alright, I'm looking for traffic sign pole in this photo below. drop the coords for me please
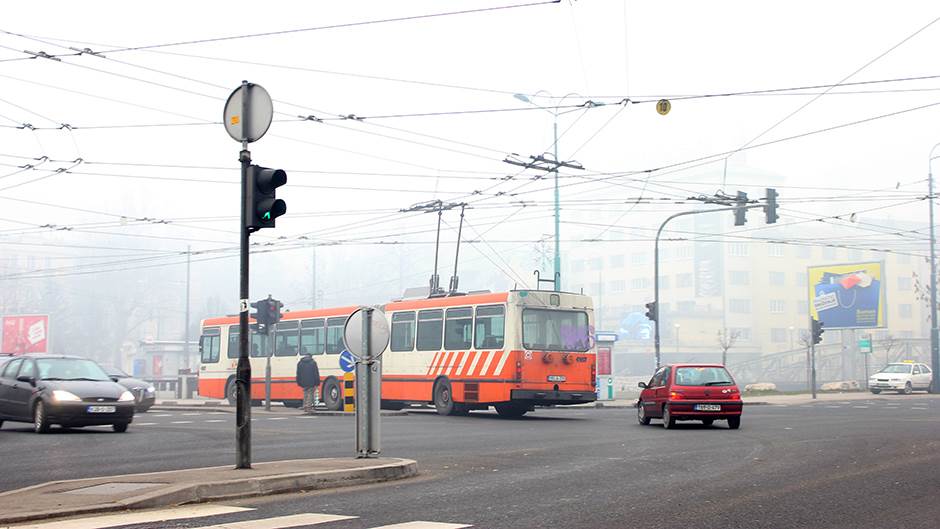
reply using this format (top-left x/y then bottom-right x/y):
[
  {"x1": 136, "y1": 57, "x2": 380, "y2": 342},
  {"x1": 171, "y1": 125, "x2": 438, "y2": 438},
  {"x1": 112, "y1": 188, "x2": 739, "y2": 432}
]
[{"x1": 236, "y1": 135, "x2": 252, "y2": 470}]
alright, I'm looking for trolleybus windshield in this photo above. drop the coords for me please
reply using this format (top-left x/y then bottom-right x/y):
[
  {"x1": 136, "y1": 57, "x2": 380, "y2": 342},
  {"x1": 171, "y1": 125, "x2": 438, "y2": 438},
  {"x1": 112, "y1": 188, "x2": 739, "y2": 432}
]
[{"x1": 522, "y1": 309, "x2": 590, "y2": 352}]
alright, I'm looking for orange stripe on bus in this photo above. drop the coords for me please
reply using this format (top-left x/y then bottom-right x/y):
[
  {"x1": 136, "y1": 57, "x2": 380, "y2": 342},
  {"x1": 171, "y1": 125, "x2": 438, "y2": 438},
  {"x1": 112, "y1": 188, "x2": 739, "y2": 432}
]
[
  {"x1": 438, "y1": 351, "x2": 454, "y2": 377},
  {"x1": 473, "y1": 351, "x2": 490, "y2": 376},
  {"x1": 487, "y1": 351, "x2": 503, "y2": 376},
  {"x1": 386, "y1": 292, "x2": 508, "y2": 311},
  {"x1": 461, "y1": 351, "x2": 477, "y2": 376},
  {"x1": 449, "y1": 352, "x2": 465, "y2": 377},
  {"x1": 427, "y1": 352, "x2": 441, "y2": 376}
]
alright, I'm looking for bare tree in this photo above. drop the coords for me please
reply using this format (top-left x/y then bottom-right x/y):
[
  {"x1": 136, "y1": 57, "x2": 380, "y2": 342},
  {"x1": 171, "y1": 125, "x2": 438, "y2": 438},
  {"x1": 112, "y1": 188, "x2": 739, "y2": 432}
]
[
  {"x1": 881, "y1": 334, "x2": 899, "y2": 367},
  {"x1": 717, "y1": 328, "x2": 742, "y2": 366}
]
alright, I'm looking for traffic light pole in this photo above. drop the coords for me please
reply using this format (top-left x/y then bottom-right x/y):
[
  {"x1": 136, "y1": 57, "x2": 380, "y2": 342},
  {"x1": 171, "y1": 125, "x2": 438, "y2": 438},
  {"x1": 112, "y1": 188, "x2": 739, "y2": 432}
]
[
  {"x1": 653, "y1": 204, "x2": 766, "y2": 368},
  {"x1": 809, "y1": 316, "x2": 817, "y2": 400},
  {"x1": 236, "y1": 142, "x2": 252, "y2": 470},
  {"x1": 929, "y1": 143, "x2": 940, "y2": 394}
]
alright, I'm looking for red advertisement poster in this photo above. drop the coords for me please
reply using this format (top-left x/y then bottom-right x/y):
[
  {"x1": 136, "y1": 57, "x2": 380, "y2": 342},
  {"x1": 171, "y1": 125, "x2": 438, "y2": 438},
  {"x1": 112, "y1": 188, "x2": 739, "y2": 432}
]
[
  {"x1": 2, "y1": 315, "x2": 49, "y2": 354},
  {"x1": 597, "y1": 346, "x2": 611, "y2": 376}
]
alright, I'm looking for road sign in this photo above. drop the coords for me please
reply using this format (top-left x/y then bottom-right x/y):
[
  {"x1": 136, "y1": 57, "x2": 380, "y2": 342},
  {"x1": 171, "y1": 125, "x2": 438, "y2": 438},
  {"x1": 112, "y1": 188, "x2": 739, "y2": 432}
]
[
  {"x1": 343, "y1": 307, "x2": 390, "y2": 358},
  {"x1": 1, "y1": 314, "x2": 49, "y2": 354},
  {"x1": 223, "y1": 82, "x2": 273, "y2": 143},
  {"x1": 339, "y1": 350, "x2": 356, "y2": 373},
  {"x1": 656, "y1": 99, "x2": 671, "y2": 115},
  {"x1": 859, "y1": 336, "x2": 873, "y2": 354}
]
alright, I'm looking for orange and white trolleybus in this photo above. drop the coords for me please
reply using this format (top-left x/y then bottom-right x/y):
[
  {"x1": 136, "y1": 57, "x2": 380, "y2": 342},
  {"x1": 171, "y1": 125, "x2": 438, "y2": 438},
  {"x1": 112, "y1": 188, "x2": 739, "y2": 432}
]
[{"x1": 198, "y1": 290, "x2": 597, "y2": 417}]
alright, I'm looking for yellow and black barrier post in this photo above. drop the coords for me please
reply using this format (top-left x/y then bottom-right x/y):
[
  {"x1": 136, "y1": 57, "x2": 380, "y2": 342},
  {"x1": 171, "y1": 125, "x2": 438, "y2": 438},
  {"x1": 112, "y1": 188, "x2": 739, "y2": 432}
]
[{"x1": 343, "y1": 372, "x2": 355, "y2": 412}]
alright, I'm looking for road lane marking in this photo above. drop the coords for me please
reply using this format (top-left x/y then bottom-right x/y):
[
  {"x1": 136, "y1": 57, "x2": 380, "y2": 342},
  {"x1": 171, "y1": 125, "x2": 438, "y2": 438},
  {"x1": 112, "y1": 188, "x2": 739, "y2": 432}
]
[
  {"x1": 152, "y1": 414, "x2": 172, "y2": 417},
  {"x1": 852, "y1": 406, "x2": 869, "y2": 409},
  {"x1": 267, "y1": 417, "x2": 287, "y2": 420},
  {"x1": 825, "y1": 406, "x2": 841, "y2": 408},
  {"x1": 5, "y1": 505, "x2": 253, "y2": 529},
  {"x1": 912, "y1": 407, "x2": 928, "y2": 410},
  {"x1": 206, "y1": 419, "x2": 226, "y2": 423},
  {"x1": 135, "y1": 422, "x2": 157, "y2": 426},
  {"x1": 182, "y1": 413, "x2": 203, "y2": 416},
  {"x1": 170, "y1": 421, "x2": 193, "y2": 424},
  {"x1": 371, "y1": 522, "x2": 471, "y2": 529},
  {"x1": 189, "y1": 513, "x2": 357, "y2": 528}
]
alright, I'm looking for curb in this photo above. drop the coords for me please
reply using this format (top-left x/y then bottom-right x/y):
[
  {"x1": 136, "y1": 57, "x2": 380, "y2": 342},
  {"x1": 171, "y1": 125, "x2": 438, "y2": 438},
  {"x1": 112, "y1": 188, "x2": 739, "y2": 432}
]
[
  {"x1": 150, "y1": 406, "x2": 410, "y2": 417},
  {"x1": 0, "y1": 459, "x2": 418, "y2": 526}
]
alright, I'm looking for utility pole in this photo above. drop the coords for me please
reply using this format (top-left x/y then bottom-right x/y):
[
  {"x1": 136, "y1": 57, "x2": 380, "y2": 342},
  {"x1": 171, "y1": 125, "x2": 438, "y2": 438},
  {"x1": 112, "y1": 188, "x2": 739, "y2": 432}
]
[
  {"x1": 929, "y1": 142, "x2": 940, "y2": 393},
  {"x1": 183, "y1": 245, "x2": 191, "y2": 372}
]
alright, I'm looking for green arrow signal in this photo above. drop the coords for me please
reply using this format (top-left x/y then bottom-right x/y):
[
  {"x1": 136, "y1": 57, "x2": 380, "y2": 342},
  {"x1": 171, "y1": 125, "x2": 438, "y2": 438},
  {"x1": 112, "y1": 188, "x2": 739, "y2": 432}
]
[{"x1": 262, "y1": 211, "x2": 271, "y2": 220}]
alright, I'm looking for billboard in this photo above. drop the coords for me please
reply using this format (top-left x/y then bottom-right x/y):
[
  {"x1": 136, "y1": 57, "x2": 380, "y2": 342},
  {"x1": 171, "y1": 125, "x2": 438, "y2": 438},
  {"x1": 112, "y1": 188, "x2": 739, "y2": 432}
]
[
  {"x1": 1, "y1": 314, "x2": 50, "y2": 354},
  {"x1": 808, "y1": 262, "x2": 885, "y2": 330}
]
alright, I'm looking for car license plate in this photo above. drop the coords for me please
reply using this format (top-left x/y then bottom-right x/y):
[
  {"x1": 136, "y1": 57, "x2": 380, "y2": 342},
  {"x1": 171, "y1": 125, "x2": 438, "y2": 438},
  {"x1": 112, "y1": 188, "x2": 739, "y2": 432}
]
[
  {"x1": 547, "y1": 375, "x2": 566, "y2": 382},
  {"x1": 694, "y1": 404, "x2": 721, "y2": 412},
  {"x1": 87, "y1": 405, "x2": 116, "y2": 413}
]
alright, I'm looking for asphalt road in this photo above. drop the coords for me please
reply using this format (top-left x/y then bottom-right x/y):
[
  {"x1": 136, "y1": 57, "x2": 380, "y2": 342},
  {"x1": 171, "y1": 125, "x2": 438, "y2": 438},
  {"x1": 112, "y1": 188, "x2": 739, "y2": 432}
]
[{"x1": 2, "y1": 395, "x2": 939, "y2": 529}]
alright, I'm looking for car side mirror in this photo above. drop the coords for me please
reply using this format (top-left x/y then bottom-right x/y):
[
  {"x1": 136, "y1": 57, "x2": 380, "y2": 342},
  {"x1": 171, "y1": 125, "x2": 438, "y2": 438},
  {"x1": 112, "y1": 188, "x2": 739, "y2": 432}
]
[
  {"x1": 17, "y1": 375, "x2": 36, "y2": 386},
  {"x1": 110, "y1": 376, "x2": 120, "y2": 382},
  {"x1": 638, "y1": 381, "x2": 648, "y2": 389}
]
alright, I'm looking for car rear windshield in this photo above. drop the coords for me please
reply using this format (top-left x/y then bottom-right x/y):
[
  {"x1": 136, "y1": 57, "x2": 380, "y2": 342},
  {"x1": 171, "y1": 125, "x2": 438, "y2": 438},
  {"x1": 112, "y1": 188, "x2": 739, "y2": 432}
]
[
  {"x1": 674, "y1": 367, "x2": 734, "y2": 386},
  {"x1": 879, "y1": 364, "x2": 912, "y2": 374},
  {"x1": 36, "y1": 358, "x2": 110, "y2": 381}
]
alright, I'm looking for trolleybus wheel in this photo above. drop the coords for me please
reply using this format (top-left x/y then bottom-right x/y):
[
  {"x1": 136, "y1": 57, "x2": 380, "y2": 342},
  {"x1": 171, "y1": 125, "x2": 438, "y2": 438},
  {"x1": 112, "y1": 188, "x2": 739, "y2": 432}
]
[
  {"x1": 225, "y1": 378, "x2": 238, "y2": 406},
  {"x1": 433, "y1": 379, "x2": 455, "y2": 416},
  {"x1": 323, "y1": 378, "x2": 343, "y2": 411}
]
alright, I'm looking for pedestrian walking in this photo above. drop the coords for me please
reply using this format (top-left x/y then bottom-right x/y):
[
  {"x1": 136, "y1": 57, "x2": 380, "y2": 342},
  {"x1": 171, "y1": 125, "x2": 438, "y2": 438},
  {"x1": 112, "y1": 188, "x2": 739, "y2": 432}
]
[{"x1": 296, "y1": 354, "x2": 320, "y2": 413}]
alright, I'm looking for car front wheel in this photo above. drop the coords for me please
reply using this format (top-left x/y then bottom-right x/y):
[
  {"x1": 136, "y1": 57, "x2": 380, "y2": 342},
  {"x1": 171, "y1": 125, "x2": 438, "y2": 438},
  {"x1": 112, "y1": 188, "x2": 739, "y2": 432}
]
[
  {"x1": 870, "y1": 389, "x2": 881, "y2": 394},
  {"x1": 112, "y1": 423, "x2": 128, "y2": 433},
  {"x1": 34, "y1": 401, "x2": 50, "y2": 434},
  {"x1": 637, "y1": 402, "x2": 651, "y2": 425},
  {"x1": 902, "y1": 382, "x2": 913, "y2": 395}
]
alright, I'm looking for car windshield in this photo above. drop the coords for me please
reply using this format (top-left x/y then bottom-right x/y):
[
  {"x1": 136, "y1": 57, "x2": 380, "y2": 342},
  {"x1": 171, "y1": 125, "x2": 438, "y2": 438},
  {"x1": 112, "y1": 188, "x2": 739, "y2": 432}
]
[
  {"x1": 878, "y1": 364, "x2": 912, "y2": 374},
  {"x1": 36, "y1": 358, "x2": 111, "y2": 381},
  {"x1": 103, "y1": 365, "x2": 130, "y2": 378},
  {"x1": 674, "y1": 367, "x2": 735, "y2": 386}
]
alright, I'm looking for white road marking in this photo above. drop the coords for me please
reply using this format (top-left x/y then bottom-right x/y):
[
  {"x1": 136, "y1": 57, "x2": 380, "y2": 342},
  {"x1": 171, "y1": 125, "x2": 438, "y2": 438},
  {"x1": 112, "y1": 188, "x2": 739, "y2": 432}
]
[
  {"x1": 825, "y1": 406, "x2": 841, "y2": 408},
  {"x1": 135, "y1": 422, "x2": 157, "y2": 426},
  {"x1": 370, "y1": 522, "x2": 471, "y2": 529},
  {"x1": 170, "y1": 421, "x2": 193, "y2": 424},
  {"x1": 911, "y1": 407, "x2": 928, "y2": 410},
  {"x1": 182, "y1": 413, "x2": 203, "y2": 416},
  {"x1": 5, "y1": 505, "x2": 253, "y2": 529},
  {"x1": 852, "y1": 406, "x2": 869, "y2": 409},
  {"x1": 267, "y1": 417, "x2": 287, "y2": 420},
  {"x1": 206, "y1": 419, "x2": 226, "y2": 423},
  {"x1": 152, "y1": 414, "x2": 172, "y2": 417},
  {"x1": 189, "y1": 513, "x2": 356, "y2": 529}
]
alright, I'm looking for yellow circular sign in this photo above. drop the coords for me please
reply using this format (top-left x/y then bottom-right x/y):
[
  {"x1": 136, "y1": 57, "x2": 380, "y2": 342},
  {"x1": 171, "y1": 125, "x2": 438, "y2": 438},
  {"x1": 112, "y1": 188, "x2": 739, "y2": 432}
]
[{"x1": 656, "y1": 99, "x2": 671, "y2": 116}]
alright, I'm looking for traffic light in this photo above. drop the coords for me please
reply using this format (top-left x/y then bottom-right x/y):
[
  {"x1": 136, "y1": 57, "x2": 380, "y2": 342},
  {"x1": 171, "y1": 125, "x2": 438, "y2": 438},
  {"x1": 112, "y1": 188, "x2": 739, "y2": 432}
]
[
  {"x1": 246, "y1": 165, "x2": 287, "y2": 231},
  {"x1": 764, "y1": 188, "x2": 779, "y2": 224},
  {"x1": 270, "y1": 298, "x2": 283, "y2": 325},
  {"x1": 250, "y1": 298, "x2": 272, "y2": 334},
  {"x1": 811, "y1": 318, "x2": 824, "y2": 345},
  {"x1": 644, "y1": 301, "x2": 658, "y2": 322},
  {"x1": 734, "y1": 191, "x2": 748, "y2": 226}
]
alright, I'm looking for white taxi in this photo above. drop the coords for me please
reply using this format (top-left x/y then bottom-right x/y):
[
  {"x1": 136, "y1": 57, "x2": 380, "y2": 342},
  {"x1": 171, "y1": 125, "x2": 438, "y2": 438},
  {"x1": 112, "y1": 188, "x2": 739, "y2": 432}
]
[{"x1": 869, "y1": 362, "x2": 934, "y2": 394}]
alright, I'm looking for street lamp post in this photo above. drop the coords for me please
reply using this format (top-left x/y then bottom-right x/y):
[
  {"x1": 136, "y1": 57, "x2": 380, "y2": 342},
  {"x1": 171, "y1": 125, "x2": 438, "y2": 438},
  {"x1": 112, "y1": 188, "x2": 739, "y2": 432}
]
[
  {"x1": 674, "y1": 323, "x2": 680, "y2": 354},
  {"x1": 928, "y1": 142, "x2": 940, "y2": 393}
]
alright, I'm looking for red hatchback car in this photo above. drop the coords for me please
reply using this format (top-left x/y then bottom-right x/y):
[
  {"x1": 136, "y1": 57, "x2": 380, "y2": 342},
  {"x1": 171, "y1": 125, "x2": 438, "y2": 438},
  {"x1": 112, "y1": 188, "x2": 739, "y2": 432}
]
[{"x1": 636, "y1": 363, "x2": 742, "y2": 429}]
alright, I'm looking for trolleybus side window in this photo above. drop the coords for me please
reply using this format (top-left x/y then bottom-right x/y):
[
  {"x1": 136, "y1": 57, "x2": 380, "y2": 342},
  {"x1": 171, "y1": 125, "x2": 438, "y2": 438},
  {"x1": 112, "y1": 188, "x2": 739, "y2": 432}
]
[
  {"x1": 300, "y1": 318, "x2": 325, "y2": 355},
  {"x1": 325, "y1": 317, "x2": 346, "y2": 354},
  {"x1": 390, "y1": 311, "x2": 416, "y2": 352},
  {"x1": 416, "y1": 309, "x2": 444, "y2": 351},
  {"x1": 200, "y1": 327, "x2": 221, "y2": 363},
  {"x1": 522, "y1": 309, "x2": 590, "y2": 352},
  {"x1": 275, "y1": 321, "x2": 300, "y2": 356},
  {"x1": 227, "y1": 326, "x2": 264, "y2": 358},
  {"x1": 444, "y1": 307, "x2": 473, "y2": 350},
  {"x1": 474, "y1": 305, "x2": 505, "y2": 350}
]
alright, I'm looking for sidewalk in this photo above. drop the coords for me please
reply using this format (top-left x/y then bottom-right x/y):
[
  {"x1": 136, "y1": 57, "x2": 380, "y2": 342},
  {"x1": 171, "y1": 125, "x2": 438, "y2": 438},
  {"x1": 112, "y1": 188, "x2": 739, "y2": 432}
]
[
  {"x1": 0, "y1": 458, "x2": 417, "y2": 526},
  {"x1": 151, "y1": 399, "x2": 410, "y2": 416}
]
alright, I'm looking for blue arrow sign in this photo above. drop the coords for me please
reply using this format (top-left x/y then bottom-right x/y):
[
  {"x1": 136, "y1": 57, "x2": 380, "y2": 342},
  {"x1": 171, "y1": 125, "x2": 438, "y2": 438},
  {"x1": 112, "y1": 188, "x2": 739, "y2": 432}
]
[{"x1": 339, "y1": 350, "x2": 356, "y2": 373}]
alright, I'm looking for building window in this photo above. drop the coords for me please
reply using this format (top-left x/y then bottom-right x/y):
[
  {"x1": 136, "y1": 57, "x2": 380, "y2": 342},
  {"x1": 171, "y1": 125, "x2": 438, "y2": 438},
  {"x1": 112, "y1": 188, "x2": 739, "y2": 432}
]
[
  {"x1": 677, "y1": 301, "x2": 695, "y2": 314},
  {"x1": 676, "y1": 246, "x2": 693, "y2": 260},
  {"x1": 729, "y1": 299, "x2": 751, "y2": 313},
  {"x1": 797, "y1": 303, "x2": 808, "y2": 315},
  {"x1": 677, "y1": 273, "x2": 693, "y2": 288},
  {"x1": 768, "y1": 244, "x2": 785, "y2": 258},
  {"x1": 589, "y1": 257, "x2": 603, "y2": 271},
  {"x1": 797, "y1": 272, "x2": 808, "y2": 287},
  {"x1": 631, "y1": 278, "x2": 651, "y2": 290},
  {"x1": 769, "y1": 271, "x2": 786, "y2": 286},
  {"x1": 610, "y1": 280, "x2": 626, "y2": 293},
  {"x1": 796, "y1": 245, "x2": 811, "y2": 259},
  {"x1": 729, "y1": 243, "x2": 749, "y2": 257},
  {"x1": 848, "y1": 249, "x2": 864, "y2": 260},
  {"x1": 822, "y1": 247, "x2": 839, "y2": 260},
  {"x1": 729, "y1": 271, "x2": 750, "y2": 286},
  {"x1": 731, "y1": 328, "x2": 751, "y2": 341},
  {"x1": 572, "y1": 260, "x2": 585, "y2": 273},
  {"x1": 899, "y1": 304, "x2": 912, "y2": 319},
  {"x1": 898, "y1": 277, "x2": 912, "y2": 291},
  {"x1": 897, "y1": 253, "x2": 911, "y2": 264},
  {"x1": 610, "y1": 254, "x2": 625, "y2": 268},
  {"x1": 770, "y1": 328, "x2": 788, "y2": 343},
  {"x1": 769, "y1": 300, "x2": 786, "y2": 314},
  {"x1": 658, "y1": 276, "x2": 671, "y2": 289},
  {"x1": 631, "y1": 253, "x2": 648, "y2": 266}
]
